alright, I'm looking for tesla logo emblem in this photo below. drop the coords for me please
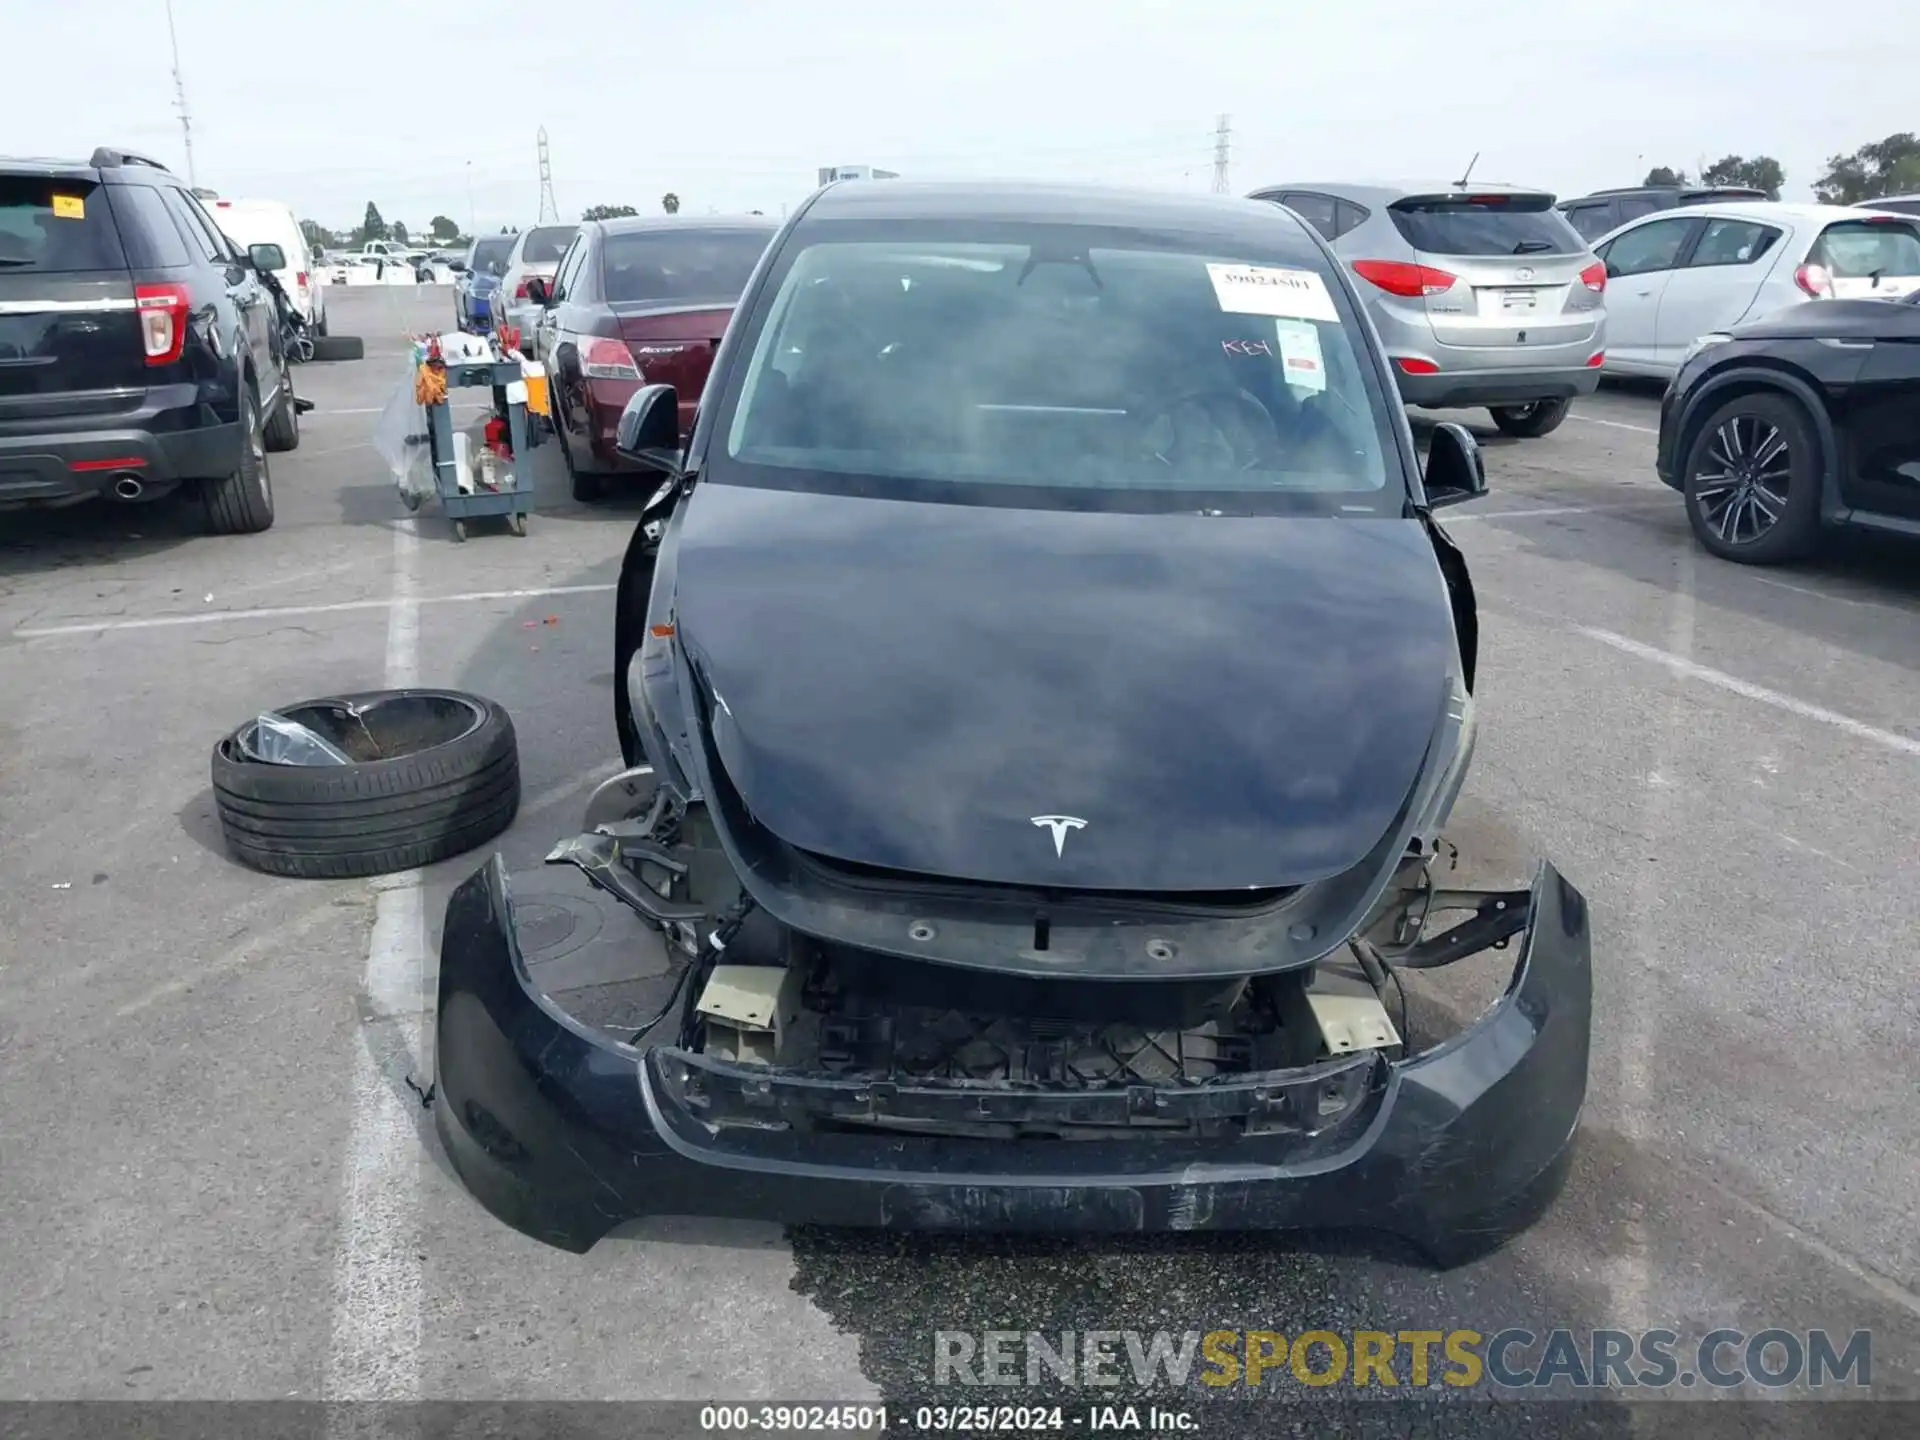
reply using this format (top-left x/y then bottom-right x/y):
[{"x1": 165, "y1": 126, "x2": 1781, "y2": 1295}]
[
  {"x1": 1031, "y1": 815, "x2": 1087, "y2": 857},
  {"x1": 1515, "y1": 267, "x2": 1536, "y2": 281}
]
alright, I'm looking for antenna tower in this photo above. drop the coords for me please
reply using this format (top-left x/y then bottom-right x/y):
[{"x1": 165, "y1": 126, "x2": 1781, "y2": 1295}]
[
  {"x1": 163, "y1": 0, "x2": 197, "y2": 186},
  {"x1": 1211, "y1": 114, "x2": 1232, "y2": 194},
  {"x1": 536, "y1": 128, "x2": 559, "y2": 222}
]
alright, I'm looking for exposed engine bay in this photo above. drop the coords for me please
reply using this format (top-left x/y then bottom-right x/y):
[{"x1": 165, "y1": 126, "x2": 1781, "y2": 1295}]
[{"x1": 546, "y1": 777, "x2": 1532, "y2": 1144}]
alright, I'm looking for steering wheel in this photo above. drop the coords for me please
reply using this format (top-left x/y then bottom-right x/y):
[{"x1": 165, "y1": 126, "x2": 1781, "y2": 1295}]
[{"x1": 1134, "y1": 388, "x2": 1279, "y2": 474}]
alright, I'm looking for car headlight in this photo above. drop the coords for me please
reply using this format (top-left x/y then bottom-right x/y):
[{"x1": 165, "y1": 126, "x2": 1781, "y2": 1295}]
[{"x1": 1680, "y1": 332, "x2": 1732, "y2": 365}]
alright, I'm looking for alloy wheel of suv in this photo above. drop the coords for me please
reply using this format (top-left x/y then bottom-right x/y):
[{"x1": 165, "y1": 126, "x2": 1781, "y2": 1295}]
[
  {"x1": 203, "y1": 389, "x2": 274, "y2": 535},
  {"x1": 1682, "y1": 392, "x2": 1820, "y2": 564}
]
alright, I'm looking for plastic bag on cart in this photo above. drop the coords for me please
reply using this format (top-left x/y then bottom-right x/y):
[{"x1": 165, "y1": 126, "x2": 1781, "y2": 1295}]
[
  {"x1": 238, "y1": 712, "x2": 353, "y2": 766},
  {"x1": 373, "y1": 369, "x2": 435, "y2": 507}
]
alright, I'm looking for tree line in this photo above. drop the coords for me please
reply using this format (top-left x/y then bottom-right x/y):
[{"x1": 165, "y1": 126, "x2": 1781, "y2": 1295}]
[{"x1": 1640, "y1": 131, "x2": 1920, "y2": 203}]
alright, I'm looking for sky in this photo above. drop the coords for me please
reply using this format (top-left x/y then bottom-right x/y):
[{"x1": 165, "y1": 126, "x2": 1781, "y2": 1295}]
[{"x1": 9, "y1": 0, "x2": 1912, "y2": 235}]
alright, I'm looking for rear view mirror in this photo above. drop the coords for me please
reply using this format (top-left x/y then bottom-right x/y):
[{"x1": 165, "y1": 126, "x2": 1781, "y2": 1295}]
[
  {"x1": 615, "y1": 384, "x2": 683, "y2": 476},
  {"x1": 1424, "y1": 422, "x2": 1487, "y2": 509},
  {"x1": 248, "y1": 242, "x2": 287, "y2": 273}
]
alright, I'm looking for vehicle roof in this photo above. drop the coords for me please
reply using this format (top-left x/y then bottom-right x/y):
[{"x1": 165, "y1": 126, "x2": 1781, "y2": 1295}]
[
  {"x1": 1633, "y1": 200, "x2": 1905, "y2": 224},
  {"x1": 206, "y1": 197, "x2": 297, "y2": 212},
  {"x1": 594, "y1": 214, "x2": 778, "y2": 236},
  {"x1": 1858, "y1": 193, "x2": 1920, "y2": 205},
  {"x1": 1576, "y1": 184, "x2": 1767, "y2": 199},
  {"x1": 804, "y1": 178, "x2": 1324, "y2": 249},
  {"x1": 0, "y1": 154, "x2": 100, "y2": 177},
  {"x1": 1247, "y1": 180, "x2": 1555, "y2": 205}
]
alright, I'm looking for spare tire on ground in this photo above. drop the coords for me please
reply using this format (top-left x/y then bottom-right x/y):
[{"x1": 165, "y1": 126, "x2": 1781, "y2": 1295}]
[
  {"x1": 212, "y1": 689, "x2": 520, "y2": 879},
  {"x1": 310, "y1": 335, "x2": 365, "y2": 362}
]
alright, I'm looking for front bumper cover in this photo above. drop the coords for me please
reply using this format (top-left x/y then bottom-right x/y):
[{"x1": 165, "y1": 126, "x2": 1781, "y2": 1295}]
[{"x1": 432, "y1": 855, "x2": 1591, "y2": 1260}]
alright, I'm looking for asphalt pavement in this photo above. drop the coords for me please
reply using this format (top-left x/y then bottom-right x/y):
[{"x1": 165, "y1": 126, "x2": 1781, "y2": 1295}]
[{"x1": 2, "y1": 285, "x2": 1917, "y2": 1428}]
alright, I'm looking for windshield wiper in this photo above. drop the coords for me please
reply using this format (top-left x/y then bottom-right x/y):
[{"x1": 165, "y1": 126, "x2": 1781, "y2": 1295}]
[{"x1": 1511, "y1": 240, "x2": 1555, "y2": 255}]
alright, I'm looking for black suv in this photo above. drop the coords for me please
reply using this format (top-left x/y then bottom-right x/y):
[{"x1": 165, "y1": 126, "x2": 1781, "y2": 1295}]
[
  {"x1": 0, "y1": 147, "x2": 299, "y2": 533},
  {"x1": 1556, "y1": 184, "x2": 1772, "y2": 245}
]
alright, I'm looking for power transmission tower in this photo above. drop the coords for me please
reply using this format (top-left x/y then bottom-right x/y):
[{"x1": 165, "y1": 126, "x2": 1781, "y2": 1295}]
[
  {"x1": 163, "y1": 0, "x2": 197, "y2": 186},
  {"x1": 536, "y1": 128, "x2": 559, "y2": 222},
  {"x1": 1211, "y1": 114, "x2": 1231, "y2": 194}
]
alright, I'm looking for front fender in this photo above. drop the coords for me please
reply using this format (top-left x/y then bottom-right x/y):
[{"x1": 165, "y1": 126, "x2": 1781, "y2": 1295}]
[{"x1": 1675, "y1": 362, "x2": 1848, "y2": 521}]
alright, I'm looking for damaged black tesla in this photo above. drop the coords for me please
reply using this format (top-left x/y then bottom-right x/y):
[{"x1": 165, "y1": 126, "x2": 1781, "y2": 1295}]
[{"x1": 433, "y1": 180, "x2": 1592, "y2": 1267}]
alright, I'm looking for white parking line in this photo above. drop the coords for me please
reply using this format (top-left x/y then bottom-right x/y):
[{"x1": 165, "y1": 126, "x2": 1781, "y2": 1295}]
[
  {"x1": 1579, "y1": 626, "x2": 1920, "y2": 758},
  {"x1": 1445, "y1": 502, "x2": 1665, "y2": 523},
  {"x1": 323, "y1": 519, "x2": 426, "y2": 1405},
  {"x1": 1567, "y1": 412, "x2": 1658, "y2": 435},
  {"x1": 9, "y1": 582, "x2": 617, "y2": 639}
]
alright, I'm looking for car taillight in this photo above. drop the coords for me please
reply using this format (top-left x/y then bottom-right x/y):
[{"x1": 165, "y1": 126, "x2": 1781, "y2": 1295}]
[
  {"x1": 513, "y1": 279, "x2": 530, "y2": 299},
  {"x1": 295, "y1": 271, "x2": 308, "y2": 288},
  {"x1": 1579, "y1": 261, "x2": 1606, "y2": 292},
  {"x1": 1395, "y1": 356, "x2": 1440, "y2": 374},
  {"x1": 1352, "y1": 260, "x2": 1456, "y2": 297},
  {"x1": 134, "y1": 282, "x2": 189, "y2": 366},
  {"x1": 1793, "y1": 263, "x2": 1834, "y2": 299},
  {"x1": 1586, "y1": 351, "x2": 1605, "y2": 367},
  {"x1": 581, "y1": 337, "x2": 642, "y2": 381}
]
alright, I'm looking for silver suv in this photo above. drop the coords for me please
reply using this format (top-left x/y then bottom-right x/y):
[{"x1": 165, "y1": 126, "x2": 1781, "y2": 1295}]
[{"x1": 1246, "y1": 182, "x2": 1606, "y2": 438}]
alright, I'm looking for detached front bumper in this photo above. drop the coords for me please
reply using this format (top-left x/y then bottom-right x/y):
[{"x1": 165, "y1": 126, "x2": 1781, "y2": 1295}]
[{"x1": 433, "y1": 856, "x2": 1591, "y2": 1262}]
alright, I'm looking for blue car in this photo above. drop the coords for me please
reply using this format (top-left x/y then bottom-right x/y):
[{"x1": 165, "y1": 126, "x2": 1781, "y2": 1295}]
[{"x1": 455, "y1": 232, "x2": 518, "y2": 331}]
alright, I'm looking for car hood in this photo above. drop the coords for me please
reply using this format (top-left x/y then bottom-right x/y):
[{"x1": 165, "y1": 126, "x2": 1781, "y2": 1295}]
[{"x1": 673, "y1": 484, "x2": 1457, "y2": 892}]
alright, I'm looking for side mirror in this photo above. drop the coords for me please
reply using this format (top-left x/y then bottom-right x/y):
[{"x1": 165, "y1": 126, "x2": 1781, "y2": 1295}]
[
  {"x1": 448, "y1": 259, "x2": 468, "y2": 273},
  {"x1": 614, "y1": 384, "x2": 683, "y2": 476},
  {"x1": 248, "y1": 242, "x2": 287, "y2": 273},
  {"x1": 487, "y1": 260, "x2": 503, "y2": 277},
  {"x1": 525, "y1": 276, "x2": 550, "y2": 305},
  {"x1": 1423, "y1": 422, "x2": 1487, "y2": 509}
]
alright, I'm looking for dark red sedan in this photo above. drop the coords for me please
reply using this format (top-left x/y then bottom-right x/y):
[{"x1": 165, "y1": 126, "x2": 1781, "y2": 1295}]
[{"x1": 528, "y1": 215, "x2": 777, "y2": 500}]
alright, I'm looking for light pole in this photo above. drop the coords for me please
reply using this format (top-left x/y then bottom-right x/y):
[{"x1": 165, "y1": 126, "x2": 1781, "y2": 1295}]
[
  {"x1": 163, "y1": 0, "x2": 197, "y2": 186},
  {"x1": 466, "y1": 160, "x2": 476, "y2": 238}
]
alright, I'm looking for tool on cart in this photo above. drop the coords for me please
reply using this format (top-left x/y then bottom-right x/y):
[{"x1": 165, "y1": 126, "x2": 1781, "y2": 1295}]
[{"x1": 372, "y1": 331, "x2": 544, "y2": 542}]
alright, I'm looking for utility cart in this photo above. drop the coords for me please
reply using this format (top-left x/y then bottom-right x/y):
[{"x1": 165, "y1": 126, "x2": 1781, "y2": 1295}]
[{"x1": 407, "y1": 357, "x2": 543, "y2": 542}]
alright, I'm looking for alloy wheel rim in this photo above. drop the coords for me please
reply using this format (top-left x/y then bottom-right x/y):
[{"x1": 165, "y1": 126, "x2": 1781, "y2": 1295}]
[{"x1": 1694, "y1": 415, "x2": 1789, "y2": 545}]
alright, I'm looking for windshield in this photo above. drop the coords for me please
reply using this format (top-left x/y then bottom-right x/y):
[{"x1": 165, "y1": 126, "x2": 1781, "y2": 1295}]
[
  {"x1": 718, "y1": 226, "x2": 1400, "y2": 515},
  {"x1": 470, "y1": 235, "x2": 514, "y2": 269},
  {"x1": 1812, "y1": 219, "x2": 1920, "y2": 277},
  {"x1": 1389, "y1": 196, "x2": 1584, "y2": 257},
  {"x1": 601, "y1": 228, "x2": 770, "y2": 305},
  {"x1": 0, "y1": 176, "x2": 126, "y2": 272},
  {"x1": 521, "y1": 226, "x2": 576, "y2": 264}
]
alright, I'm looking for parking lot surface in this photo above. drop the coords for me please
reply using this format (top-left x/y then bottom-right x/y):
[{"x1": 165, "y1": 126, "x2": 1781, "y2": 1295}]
[{"x1": 2, "y1": 286, "x2": 1917, "y2": 1418}]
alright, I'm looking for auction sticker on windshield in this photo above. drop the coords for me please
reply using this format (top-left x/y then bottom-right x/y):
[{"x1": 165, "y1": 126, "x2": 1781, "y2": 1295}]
[
  {"x1": 1274, "y1": 318, "x2": 1326, "y2": 393},
  {"x1": 1207, "y1": 263, "x2": 1338, "y2": 322}
]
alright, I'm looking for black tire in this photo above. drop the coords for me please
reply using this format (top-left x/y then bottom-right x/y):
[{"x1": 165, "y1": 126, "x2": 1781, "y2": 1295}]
[
  {"x1": 1683, "y1": 390, "x2": 1822, "y2": 565},
  {"x1": 1488, "y1": 398, "x2": 1571, "y2": 439},
  {"x1": 559, "y1": 413, "x2": 603, "y2": 502},
  {"x1": 311, "y1": 335, "x2": 365, "y2": 362},
  {"x1": 203, "y1": 388, "x2": 274, "y2": 535},
  {"x1": 211, "y1": 689, "x2": 520, "y2": 879},
  {"x1": 316, "y1": 308, "x2": 330, "y2": 338},
  {"x1": 263, "y1": 377, "x2": 300, "y2": 452}
]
